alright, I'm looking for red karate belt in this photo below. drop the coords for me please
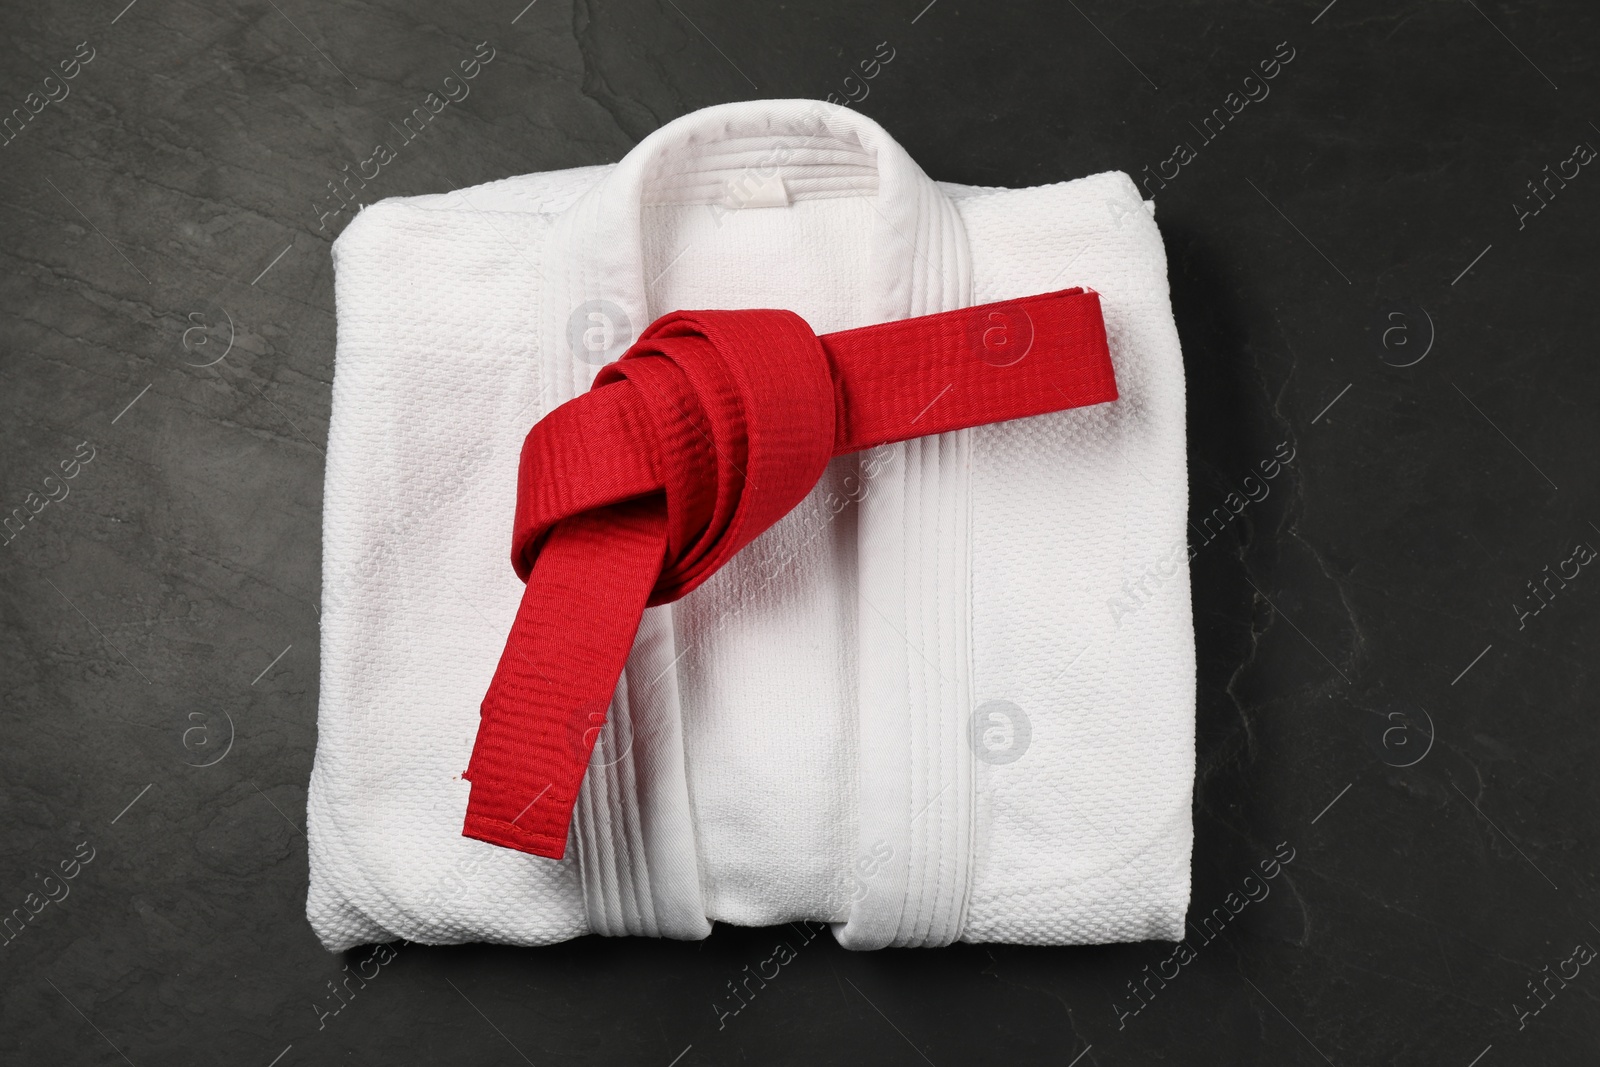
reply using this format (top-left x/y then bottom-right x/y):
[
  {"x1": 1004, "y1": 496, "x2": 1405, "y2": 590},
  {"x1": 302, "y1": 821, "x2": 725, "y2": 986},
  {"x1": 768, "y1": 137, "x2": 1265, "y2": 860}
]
[{"x1": 463, "y1": 287, "x2": 1118, "y2": 858}]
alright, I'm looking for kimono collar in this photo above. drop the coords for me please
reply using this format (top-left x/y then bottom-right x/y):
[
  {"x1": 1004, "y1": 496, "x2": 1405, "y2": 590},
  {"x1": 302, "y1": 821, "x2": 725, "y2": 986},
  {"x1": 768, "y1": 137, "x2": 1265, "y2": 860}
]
[{"x1": 538, "y1": 99, "x2": 973, "y2": 407}]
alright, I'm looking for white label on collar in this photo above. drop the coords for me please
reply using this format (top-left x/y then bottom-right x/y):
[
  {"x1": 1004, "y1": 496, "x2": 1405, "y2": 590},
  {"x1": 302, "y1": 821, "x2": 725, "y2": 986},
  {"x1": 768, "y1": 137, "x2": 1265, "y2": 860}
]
[{"x1": 725, "y1": 172, "x2": 790, "y2": 210}]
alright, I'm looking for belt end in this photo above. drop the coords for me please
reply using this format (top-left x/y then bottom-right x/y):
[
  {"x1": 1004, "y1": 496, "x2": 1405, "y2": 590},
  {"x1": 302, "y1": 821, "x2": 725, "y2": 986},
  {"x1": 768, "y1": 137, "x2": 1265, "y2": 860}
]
[{"x1": 462, "y1": 810, "x2": 570, "y2": 860}]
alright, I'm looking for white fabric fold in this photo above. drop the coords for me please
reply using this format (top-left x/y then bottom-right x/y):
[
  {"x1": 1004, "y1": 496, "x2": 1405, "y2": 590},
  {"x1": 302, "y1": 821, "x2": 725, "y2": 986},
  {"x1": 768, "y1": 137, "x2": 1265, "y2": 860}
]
[{"x1": 308, "y1": 99, "x2": 1194, "y2": 952}]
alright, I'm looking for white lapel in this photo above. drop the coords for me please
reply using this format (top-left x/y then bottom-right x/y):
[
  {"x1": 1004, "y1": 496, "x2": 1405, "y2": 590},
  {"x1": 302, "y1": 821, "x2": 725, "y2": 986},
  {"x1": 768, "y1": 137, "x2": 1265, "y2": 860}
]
[{"x1": 537, "y1": 100, "x2": 977, "y2": 945}]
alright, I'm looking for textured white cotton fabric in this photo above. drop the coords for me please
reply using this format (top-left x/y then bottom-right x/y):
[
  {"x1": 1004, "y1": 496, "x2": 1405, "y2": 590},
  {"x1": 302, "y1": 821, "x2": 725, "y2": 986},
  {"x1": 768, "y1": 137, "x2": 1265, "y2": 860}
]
[{"x1": 308, "y1": 99, "x2": 1194, "y2": 952}]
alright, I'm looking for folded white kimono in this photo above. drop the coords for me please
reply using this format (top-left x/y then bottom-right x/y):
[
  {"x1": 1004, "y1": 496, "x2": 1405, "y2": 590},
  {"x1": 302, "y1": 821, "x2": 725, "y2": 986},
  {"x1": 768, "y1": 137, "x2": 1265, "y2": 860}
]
[{"x1": 308, "y1": 99, "x2": 1194, "y2": 951}]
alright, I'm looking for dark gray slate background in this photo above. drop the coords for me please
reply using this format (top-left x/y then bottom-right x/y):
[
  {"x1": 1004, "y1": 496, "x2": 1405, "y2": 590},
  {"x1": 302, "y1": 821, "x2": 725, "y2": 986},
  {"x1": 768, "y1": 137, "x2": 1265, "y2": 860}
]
[{"x1": 3, "y1": 0, "x2": 1597, "y2": 1063}]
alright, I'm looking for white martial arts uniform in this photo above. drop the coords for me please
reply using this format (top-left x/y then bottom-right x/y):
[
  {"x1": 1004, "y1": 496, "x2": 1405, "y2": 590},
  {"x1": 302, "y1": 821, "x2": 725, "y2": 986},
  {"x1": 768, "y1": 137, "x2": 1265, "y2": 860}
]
[{"x1": 308, "y1": 99, "x2": 1194, "y2": 951}]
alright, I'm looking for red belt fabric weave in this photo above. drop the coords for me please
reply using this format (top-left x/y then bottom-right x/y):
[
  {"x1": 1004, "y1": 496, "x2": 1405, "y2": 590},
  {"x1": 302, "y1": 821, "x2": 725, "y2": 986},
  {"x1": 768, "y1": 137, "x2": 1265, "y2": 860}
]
[{"x1": 462, "y1": 288, "x2": 1118, "y2": 858}]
